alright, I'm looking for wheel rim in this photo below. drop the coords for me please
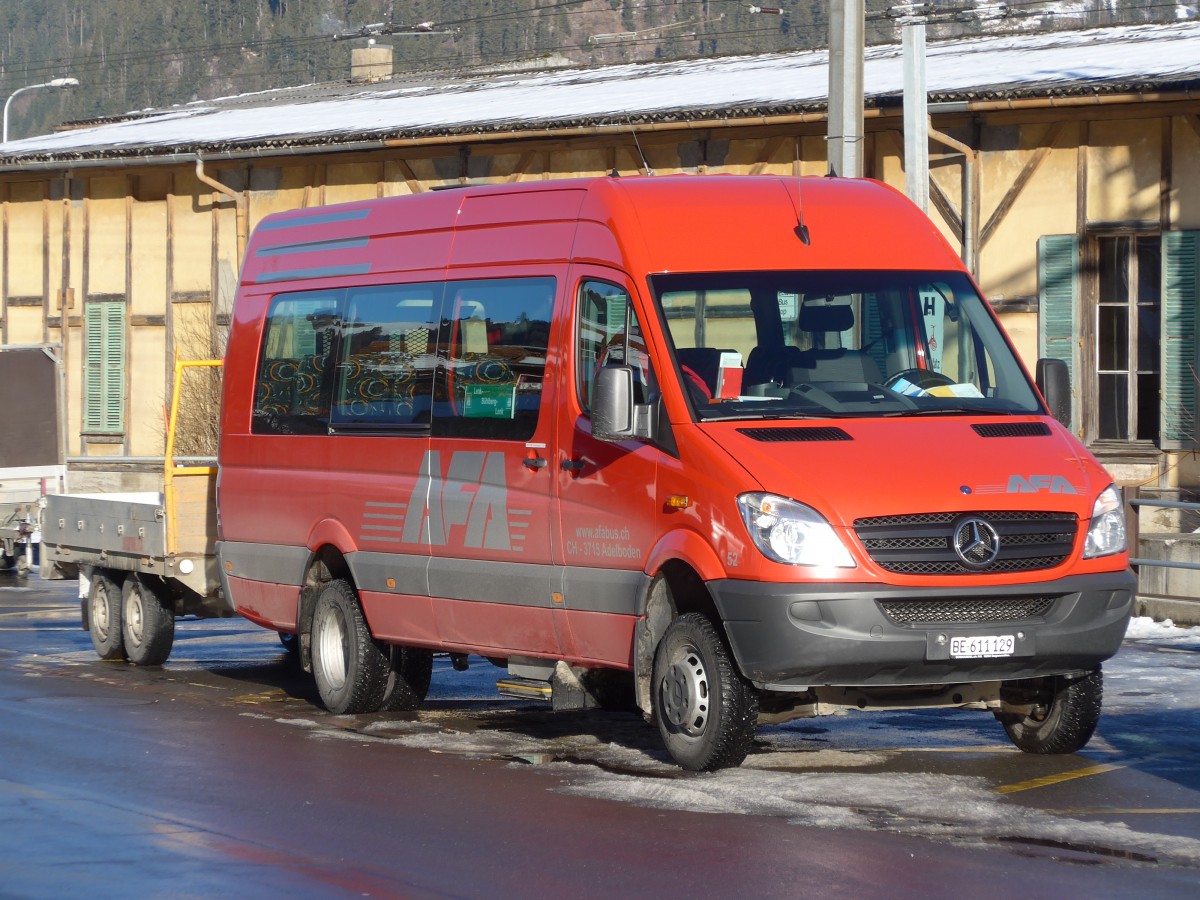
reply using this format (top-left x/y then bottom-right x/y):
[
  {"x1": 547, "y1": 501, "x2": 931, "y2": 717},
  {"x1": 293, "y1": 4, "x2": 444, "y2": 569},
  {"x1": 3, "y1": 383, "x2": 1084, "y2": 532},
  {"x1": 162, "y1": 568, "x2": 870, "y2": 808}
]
[
  {"x1": 125, "y1": 587, "x2": 145, "y2": 646},
  {"x1": 316, "y1": 607, "x2": 348, "y2": 692},
  {"x1": 660, "y1": 643, "x2": 710, "y2": 737},
  {"x1": 92, "y1": 586, "x2": 112, "y2": 641}
]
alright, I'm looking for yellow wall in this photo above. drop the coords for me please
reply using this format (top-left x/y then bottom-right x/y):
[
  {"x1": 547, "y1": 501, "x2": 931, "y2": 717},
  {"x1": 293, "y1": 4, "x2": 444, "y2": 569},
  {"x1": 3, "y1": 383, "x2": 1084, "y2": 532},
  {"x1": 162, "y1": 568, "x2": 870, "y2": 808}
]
[
  {"x1": 4, "y1": 101, "x2": 1200, "y2": 486},
  {"x1": 1087, "y1": 118, "x2": 1162, "y2": 224}
]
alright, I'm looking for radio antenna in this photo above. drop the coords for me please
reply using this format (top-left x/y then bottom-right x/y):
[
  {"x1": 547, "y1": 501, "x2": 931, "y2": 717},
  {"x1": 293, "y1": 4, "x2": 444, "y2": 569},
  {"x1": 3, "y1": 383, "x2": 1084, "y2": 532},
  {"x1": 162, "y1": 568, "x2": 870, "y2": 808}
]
[
  {"x1": 628, "y1": 118, "x2": 653, "y2": 175},
  {"x1": 795, "y1": 140, "x2": 812, "y2": 245}
]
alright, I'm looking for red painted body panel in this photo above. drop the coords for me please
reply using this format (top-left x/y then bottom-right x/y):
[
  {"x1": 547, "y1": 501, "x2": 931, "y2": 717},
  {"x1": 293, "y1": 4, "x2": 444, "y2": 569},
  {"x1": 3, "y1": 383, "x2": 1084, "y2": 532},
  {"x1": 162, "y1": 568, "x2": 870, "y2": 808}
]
[
  {"x1": 226, "y1": 575, "x2": 299, "y2": 631},
  {"x1": 218, "y1": 174, "x2": 1130, "y2": 681}
]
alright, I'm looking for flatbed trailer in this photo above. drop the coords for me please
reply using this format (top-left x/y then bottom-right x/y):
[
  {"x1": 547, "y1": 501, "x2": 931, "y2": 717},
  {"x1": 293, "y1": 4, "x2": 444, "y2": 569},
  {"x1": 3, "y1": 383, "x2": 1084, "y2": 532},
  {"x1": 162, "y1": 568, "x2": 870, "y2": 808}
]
[{"x1": 40, "y1": 359, "x2": 232, "y2": 664}]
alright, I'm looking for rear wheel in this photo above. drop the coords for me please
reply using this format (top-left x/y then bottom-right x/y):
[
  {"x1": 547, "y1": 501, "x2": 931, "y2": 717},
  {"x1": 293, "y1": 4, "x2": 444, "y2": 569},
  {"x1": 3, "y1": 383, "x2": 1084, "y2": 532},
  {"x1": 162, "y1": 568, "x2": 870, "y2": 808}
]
[
  {"x1": 652, "y1": 613, "x2": 759, "y2": 771},
  {"x1": 381, "y1": 646, "x2": 434, "y2": 712},
  {"x1": 997, "y1": 667, "x2": 1103, "y2": 754},
  {"x1": 310, "y1": 580, "x2": 389, "y2": 714},
  {"x1": 121, "y1": 577, "x2": 175, "y2": 666},
  {"x1": 88, "y1": 572, "x2": 126, "y2": 661}
]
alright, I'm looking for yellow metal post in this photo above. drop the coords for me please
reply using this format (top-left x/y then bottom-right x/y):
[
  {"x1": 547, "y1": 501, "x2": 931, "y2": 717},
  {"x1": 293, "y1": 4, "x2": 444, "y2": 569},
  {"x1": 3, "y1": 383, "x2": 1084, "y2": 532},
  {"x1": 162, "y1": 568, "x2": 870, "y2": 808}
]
[{"x1": 164, "y1": 357, "x2": 223, "y2": 557}]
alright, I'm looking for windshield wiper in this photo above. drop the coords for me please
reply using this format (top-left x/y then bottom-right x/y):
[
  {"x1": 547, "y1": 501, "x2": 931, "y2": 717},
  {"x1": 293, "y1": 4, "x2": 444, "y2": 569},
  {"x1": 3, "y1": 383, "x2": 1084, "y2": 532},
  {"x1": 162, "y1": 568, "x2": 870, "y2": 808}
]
[{"x1": 887, "y1": 404, "x2": 1020, "y2": 417}]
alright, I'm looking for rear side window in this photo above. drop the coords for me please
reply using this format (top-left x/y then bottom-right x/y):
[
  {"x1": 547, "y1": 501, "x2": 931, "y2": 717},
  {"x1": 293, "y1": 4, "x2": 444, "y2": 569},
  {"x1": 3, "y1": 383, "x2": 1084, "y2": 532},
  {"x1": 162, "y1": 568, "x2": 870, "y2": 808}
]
[
  {"x1": 332, "y1": 283, "x2": 441, "y2": 431},
  {"x1": 253, "y1": 291, "x2": 340, "y2": 435},
  {"x1": 251, "y1": 277, "x2": 555, "y2": 440},
  {"x1": 433, "y1": 277, "x2": 555, "y2": 441}
]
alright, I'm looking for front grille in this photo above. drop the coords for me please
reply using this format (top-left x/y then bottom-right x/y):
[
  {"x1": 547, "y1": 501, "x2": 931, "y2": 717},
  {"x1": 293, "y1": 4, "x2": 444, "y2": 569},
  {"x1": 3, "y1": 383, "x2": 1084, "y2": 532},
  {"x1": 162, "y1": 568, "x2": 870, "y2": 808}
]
[
  {"x1": 853, "y1": 510, "x2": 1077, "y2": 576},
  {"x1": 878, "y1": 596, "x2": 1057, "y2": 627}
]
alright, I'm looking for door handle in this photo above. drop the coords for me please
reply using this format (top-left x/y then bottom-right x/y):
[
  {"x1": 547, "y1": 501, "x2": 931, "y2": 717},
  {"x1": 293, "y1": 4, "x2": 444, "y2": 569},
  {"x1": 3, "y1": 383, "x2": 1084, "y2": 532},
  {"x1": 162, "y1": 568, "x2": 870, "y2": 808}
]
[
  {"x1": 561, "y1": 459, "x2": 586, "y2": 472},
  {"x1": 523, "y1": 456, "x2": 548, "y2": 471}
]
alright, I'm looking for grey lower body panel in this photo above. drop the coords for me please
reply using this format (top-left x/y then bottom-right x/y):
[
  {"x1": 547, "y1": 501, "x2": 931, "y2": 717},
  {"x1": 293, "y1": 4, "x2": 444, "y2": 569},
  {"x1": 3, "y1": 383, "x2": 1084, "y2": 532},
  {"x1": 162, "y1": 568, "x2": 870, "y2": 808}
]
[{"x1": 710, "y1": 570, "x2": 1137, "y2": 689}]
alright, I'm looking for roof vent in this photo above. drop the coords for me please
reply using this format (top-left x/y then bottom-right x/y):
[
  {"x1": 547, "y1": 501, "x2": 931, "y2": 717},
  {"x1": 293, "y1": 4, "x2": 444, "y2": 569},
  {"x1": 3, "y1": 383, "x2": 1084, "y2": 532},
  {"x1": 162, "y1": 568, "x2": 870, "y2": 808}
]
[
  {"x1": 737, "y1": 426, "x2": 852, "y2": 442},
  {"x1": 972, "y1": 422, "x2": 1051, "y2": 438}
]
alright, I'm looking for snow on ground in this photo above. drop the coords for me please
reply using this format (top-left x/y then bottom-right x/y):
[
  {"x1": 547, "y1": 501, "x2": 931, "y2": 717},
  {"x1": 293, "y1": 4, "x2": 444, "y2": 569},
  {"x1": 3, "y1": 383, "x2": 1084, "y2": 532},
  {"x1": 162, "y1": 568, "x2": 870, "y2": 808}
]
[{"x1": 20, "y1": 588, "x2": 1200, "y2": 866}]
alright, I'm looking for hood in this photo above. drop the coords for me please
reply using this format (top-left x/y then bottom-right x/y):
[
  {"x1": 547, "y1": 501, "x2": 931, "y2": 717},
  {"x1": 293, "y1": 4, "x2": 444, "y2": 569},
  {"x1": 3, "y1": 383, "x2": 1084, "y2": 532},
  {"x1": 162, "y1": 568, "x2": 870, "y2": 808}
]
[{"x1": 698, "y1": 416, "x2": 1104, "y2": 527}]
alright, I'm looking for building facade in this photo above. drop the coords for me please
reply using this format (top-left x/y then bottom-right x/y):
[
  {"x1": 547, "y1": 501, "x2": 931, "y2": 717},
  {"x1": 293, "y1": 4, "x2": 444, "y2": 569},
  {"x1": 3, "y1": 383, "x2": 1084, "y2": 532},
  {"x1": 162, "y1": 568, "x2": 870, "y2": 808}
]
[{"x1": 1, "y1": 23, "x2": 1199, "y2": 506}]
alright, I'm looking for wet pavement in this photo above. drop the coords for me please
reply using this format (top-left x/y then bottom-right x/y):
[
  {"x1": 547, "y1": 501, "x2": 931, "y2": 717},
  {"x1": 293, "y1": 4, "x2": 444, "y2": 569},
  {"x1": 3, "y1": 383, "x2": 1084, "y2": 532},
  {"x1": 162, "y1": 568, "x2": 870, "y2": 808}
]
[{"x1": 3, "y1": 573, "x2": 1200, "y2": 897}]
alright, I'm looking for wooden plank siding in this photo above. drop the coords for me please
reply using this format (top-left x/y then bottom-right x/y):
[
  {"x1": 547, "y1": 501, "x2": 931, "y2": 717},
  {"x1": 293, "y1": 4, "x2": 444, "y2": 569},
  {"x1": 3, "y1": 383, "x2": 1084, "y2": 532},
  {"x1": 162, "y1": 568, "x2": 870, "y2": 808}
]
[{"x1": 2, "y1": 98, "x2": 1200, "y2": 490}]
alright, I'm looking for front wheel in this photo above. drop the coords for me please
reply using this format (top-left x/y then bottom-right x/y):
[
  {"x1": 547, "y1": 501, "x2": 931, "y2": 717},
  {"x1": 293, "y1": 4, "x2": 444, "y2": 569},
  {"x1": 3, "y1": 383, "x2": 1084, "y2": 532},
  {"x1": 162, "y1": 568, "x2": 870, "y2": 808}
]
[
  {"x1": 997, "y1": 667, "x2": 1103, "y2": 754},
  {"x1": 121, "y1": 577, "x2": 175, "y2": 666},
  {"x1": 310, "y1": 580, "x2": 389, "y2": 715},
  {"x1": 652, "y1": 613, "x2": 759, "y2": 771}
]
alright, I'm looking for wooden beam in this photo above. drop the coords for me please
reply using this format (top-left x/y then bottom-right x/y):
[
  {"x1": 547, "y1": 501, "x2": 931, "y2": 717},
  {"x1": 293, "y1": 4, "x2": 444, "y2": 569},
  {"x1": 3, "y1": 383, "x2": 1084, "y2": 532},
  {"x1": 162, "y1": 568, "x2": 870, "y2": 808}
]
[
  {"x1": 750, "y1": 136, "x2": 787, "y2": 174},
  {"x1": 392, "y1": 158, "x2": 423, "y2": 194},
  {"x1": 928, "y1": 174, "x2": 962, "y2": 239},
  {"x1": 979, "y1": 121, "x2": 1065, "y2": 249}
]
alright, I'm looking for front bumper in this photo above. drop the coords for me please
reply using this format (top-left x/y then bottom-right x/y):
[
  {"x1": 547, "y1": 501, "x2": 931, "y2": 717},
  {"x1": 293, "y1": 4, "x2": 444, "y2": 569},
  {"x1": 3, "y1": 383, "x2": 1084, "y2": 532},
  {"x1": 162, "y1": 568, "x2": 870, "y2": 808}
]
[{"x1": 710, "y1": 570, "x2": 1137, "y2": 690}]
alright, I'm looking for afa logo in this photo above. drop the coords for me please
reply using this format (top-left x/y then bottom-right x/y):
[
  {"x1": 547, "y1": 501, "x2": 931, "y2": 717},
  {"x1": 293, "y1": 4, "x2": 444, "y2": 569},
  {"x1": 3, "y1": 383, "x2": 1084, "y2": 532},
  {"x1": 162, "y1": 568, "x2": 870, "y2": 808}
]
[{"x1": 1007, "y1": 474, "x2": 1078, "y2": 495}]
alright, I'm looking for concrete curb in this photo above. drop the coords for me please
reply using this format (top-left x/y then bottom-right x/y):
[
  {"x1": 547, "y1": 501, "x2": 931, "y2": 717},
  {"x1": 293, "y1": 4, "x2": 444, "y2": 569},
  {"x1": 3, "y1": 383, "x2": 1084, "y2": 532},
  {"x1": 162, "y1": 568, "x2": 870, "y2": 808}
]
[{"x1": 1136, "y1": 595, "x2": 1200, "y2": 627}]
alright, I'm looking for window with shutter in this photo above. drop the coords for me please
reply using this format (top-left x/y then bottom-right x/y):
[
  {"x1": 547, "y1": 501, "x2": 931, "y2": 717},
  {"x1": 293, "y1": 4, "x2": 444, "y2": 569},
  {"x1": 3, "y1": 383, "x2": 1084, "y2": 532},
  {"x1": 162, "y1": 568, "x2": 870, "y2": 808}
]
[
  {"x1": 1161, "y1": 232, "x2": 1200, "y2": 450},
  {"x1": 83, "y1": 302, "x2": 126, "y2": 433},
  {"x1": 1037, "y1": 234, "x2": 1080, "y2": 431}
]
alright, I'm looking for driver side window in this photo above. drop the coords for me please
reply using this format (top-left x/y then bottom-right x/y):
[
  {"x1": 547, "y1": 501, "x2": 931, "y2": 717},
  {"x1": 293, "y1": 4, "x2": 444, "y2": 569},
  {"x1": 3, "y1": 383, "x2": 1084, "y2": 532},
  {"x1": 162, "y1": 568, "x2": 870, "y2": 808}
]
[{"x1": 576, "y1": 280, "x2": 654, "y2": 412}]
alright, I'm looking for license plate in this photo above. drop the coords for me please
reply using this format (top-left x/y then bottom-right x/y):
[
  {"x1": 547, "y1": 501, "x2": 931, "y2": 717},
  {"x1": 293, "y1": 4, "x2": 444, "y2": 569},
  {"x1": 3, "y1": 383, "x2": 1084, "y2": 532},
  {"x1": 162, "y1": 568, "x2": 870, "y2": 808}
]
[{"x1": 950, "y1": 635, "x2": 1015, "y2": 659}]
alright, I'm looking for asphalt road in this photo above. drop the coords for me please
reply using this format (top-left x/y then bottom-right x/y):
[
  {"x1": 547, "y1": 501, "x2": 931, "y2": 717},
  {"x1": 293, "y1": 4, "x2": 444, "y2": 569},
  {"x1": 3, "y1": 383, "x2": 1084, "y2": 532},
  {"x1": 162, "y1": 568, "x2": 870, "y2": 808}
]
[{"x1": 2, "y1": 573, "x2": 1199, "y2": 898}]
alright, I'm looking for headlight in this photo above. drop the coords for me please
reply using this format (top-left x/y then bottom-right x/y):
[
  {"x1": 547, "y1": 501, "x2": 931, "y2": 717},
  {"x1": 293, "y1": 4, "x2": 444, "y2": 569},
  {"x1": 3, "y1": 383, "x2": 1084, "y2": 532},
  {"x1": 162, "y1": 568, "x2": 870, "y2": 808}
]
[
  {"x1": 1083, "y1": 484, "x2": 1127, "y2": 558},
  {"x1": 737, "y1": 493, "x2": 856, "y2": 568}
]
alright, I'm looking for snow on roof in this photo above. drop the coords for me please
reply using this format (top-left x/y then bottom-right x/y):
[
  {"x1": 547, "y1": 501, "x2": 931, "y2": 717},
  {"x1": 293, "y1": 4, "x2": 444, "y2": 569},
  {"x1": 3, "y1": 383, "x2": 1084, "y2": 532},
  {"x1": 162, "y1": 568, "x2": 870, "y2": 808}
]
[{"x1": 4, "y1": 21, "x2": 1200, "y2": 165}]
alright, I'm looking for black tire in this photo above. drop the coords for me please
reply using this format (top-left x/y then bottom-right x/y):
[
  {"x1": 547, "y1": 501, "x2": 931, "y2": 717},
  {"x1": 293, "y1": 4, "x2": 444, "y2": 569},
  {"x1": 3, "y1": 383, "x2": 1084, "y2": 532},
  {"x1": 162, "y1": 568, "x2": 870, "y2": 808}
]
[
  {"x1": 381, "y1": 646, "x2": 434, "y2": 712},
  {"x1": 651, "y1": 613, "x2": 759, "y2": 771},
  {"x1": 121, "y1": 577, "x2": 175, "y2": 667},
  {"x1": 310, "y1": 580, "x2": 390, "y2": 715},
  {"x1": 997, "y1": 667, "x2": 1103, "y2": 754},
  {"x1": 88, "y1": 572, "x2": 126, "y2": 661}
]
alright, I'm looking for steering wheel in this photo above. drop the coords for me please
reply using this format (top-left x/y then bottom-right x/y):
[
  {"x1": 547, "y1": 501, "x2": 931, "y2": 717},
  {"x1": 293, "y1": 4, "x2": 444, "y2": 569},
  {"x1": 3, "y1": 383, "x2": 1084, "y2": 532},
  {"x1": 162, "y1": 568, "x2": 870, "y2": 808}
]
[{"x1": 885, "y1": 368, "x2": 957, "y2": 391}]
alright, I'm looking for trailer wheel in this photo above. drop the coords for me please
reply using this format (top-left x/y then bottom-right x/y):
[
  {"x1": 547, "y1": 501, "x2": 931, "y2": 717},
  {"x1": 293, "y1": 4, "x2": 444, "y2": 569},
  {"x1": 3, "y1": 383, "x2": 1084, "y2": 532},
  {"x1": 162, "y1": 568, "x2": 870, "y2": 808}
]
[
  {"x1": 381, "y1": 646, "x2": 434, "y2": 712},
  {"x1": 88, "y1": 573, "x2": 126, "y2": 661},
  {"x1": 651, "y1": 613, "x2": 759, "y2": 771},
  {"x1": 310, "y1": 579, "x2": 389, "y2": 715},
  {"x1": 997, "y1": 667, "x2": 1103, "y2": 755},
  {"x1": 121, "y1": 577, "x2": 175, "y2": 667}
]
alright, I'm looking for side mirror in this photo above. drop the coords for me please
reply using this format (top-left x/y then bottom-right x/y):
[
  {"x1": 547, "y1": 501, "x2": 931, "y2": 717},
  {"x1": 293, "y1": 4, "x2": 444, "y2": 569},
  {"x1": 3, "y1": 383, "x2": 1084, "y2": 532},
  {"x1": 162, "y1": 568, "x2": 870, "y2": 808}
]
[
  {"x1": 1036, "y1": 358, "x2": 1071, "y2": 428},
  {"x1": 591, "y1": 365, "x2": 652, "y2": 442}
]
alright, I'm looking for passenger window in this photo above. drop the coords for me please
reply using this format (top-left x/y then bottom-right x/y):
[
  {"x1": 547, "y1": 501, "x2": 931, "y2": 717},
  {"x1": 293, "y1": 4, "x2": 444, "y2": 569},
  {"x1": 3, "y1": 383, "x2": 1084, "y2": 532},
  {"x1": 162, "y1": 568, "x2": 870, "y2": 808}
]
[
  {"x1": 433, "y1": 277, "x2": 555, "y2": 441},
  {"x1": 577, "y1": 280, "x2": 655, "y2": 412},
  {"x1": 253, "y1": 291, "x2": 341, "y2": 435},
  {"x1": 331, "y1": 283, "x2": 442, "y2": 431}
]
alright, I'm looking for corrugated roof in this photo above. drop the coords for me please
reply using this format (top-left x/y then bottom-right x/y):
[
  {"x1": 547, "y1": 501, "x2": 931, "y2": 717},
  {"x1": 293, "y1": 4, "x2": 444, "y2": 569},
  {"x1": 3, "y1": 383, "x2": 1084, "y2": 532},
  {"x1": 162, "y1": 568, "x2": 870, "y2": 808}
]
[{"x1": 3, "y1": 21, "x2": 1199, "y2": 166}]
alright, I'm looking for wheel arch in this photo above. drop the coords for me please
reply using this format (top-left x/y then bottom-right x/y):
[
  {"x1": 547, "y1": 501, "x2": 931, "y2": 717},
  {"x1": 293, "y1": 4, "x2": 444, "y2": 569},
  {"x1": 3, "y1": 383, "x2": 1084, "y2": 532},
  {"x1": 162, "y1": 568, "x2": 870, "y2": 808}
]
[
  {"x1": 633, "y1": 556, "x2": 724, "y2": 716},
  {"x1": 297, "y1": 544, "x2": 355, "y2": 672}
]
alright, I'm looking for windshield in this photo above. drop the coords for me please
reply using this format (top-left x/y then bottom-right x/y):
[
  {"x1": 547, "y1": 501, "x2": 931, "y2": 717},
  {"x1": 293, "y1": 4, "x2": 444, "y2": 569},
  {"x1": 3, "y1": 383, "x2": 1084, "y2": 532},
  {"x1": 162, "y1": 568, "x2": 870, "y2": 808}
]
[{"x1": 650, "y1": 270, "x2": 1043, "y2": 421}]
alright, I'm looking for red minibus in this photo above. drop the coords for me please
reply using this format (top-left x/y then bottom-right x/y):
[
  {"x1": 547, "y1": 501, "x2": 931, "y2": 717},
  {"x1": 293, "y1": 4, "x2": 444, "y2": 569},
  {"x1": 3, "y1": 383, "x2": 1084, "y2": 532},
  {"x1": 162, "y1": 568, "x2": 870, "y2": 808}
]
[{"x1": 218, "y1": 175, "x2": 1135, "y2": 770}]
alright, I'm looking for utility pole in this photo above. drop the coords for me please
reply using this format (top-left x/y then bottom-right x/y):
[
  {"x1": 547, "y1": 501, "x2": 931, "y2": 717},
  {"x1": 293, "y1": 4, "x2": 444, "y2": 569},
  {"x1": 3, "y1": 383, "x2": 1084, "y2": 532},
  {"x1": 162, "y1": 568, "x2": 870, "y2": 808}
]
[
  {"x1": 901, "y1": 13, "x2": 929, "y2": 213},
  {"x1": 827, "y1": 0, "x2": 865, "y2": 178}
]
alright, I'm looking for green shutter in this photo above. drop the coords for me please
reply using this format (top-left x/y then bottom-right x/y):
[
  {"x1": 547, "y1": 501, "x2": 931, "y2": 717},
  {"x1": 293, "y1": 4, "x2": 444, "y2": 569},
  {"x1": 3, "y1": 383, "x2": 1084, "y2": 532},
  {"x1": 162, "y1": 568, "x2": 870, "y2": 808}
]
[
  {"x1": 1037, "y1": 234, "x2": 1080, "y2": 432},
  {"x1": 84, "y1": 302, "x2": 126, "y2": 433},
  {"x1": 1161, "y1": 232, "x2": 1200, "y2": 451}
]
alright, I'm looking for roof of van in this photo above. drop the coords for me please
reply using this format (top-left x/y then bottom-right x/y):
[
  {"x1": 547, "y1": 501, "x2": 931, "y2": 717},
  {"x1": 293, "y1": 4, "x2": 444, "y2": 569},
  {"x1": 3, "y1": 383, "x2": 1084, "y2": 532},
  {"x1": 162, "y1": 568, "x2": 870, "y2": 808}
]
[
  {"x1": 2, "y1": 21, "x2": 1199, "y2": 167},
  {"x1": 241, "y1": 175, "x2": 963, "y2": 286}
]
